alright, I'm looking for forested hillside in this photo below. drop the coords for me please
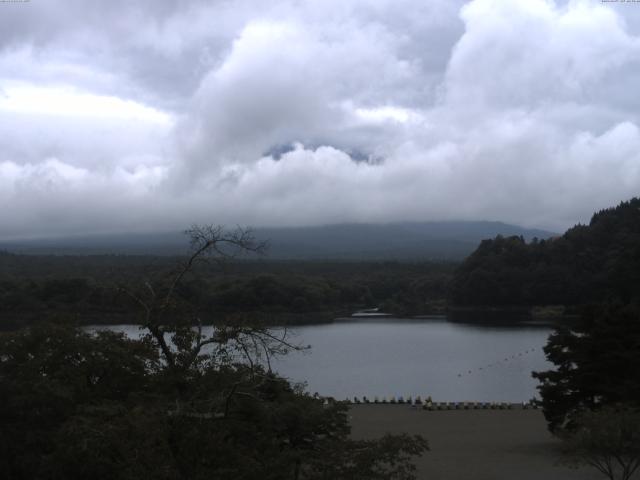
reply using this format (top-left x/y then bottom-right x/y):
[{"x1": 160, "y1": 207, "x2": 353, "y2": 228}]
[
  {"x1": 450, "y1": 198, "x2": 640, "y2": 307},
  {"x1": 0, "y1": 255, "x2": 453, "y2": 330}
]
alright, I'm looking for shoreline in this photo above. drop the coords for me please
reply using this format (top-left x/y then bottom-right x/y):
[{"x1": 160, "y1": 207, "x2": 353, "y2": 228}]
[{"x1": 2, "y1": 308, "x2": 576, "y2": 332}]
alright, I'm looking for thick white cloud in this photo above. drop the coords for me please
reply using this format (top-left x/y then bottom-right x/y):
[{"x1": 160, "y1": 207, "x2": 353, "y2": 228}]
[{"x1": 1, "y1": 0, "x2": 640, "y2": 239}]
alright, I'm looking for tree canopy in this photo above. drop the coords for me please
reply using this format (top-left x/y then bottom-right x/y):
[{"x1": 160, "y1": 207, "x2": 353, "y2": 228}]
[
  {"x1": 533, "y1": 304, "x2": 640, "y2": 433},
  {"x1": 450, "y1": 198, "x2": 640, "y2": 307},
  {"x1": 0, "y1": 226, "x2": 428, "y2": 479}
]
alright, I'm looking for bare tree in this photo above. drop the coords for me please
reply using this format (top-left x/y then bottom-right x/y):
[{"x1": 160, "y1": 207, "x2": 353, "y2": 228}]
[{"x1": 119, "y1": 225, "x2": 305, "y2": 374}]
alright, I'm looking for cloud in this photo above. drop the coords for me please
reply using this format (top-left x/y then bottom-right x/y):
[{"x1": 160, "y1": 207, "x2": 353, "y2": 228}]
[
  {"x1": 1, "y1": 0, "x2": 640, "y2": 239},
  {"x1": 173, "y1": 16, "x2": 425, "y2": 178}
]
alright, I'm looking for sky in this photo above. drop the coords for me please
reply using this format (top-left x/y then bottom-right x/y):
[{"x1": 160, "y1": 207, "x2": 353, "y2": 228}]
[{"x1": 1, "y1": 0, "x2": 640, "y2": 239}]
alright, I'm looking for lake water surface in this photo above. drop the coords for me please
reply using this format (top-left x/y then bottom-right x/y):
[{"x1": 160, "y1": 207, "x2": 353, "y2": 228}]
[{"x1": 90, "y1": 318, "x2": 552, "y2": 403}]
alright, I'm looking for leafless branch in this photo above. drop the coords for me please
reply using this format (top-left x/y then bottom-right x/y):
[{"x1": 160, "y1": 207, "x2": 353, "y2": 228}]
[{"x1": 116, "y1": 225, "x2": 307, "y2": 375}]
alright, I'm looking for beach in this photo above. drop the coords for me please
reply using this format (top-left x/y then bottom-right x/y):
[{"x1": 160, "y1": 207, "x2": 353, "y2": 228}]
[{"x1": 349, "y1": 405, "x2": 603, "y2": 480}]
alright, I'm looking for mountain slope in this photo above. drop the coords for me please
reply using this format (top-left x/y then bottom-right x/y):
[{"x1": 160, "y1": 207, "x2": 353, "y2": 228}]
[{"x1": 1, "y1": 221, "x2": 556, "y2": 260}]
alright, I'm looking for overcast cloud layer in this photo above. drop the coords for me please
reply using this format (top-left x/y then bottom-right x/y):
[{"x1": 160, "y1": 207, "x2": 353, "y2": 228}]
[{"x1": 1, "y1": 0, "x2": 640, "y2": 239}]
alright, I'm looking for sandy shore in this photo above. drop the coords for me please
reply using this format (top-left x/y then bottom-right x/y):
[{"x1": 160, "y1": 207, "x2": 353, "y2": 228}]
[{"x1": 349, "y1": 405, "x2": 603, "y2": 480}]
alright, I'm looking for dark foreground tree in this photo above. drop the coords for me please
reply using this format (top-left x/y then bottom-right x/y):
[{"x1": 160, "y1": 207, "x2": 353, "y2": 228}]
[
  {"x1": 534, "y1": 304, "x2": 640, "y2": 479},
  {"x1": 561, "y1": 405, "x2": 640, "y2": 480},
  {"x1": 533, "y1": 303, "x2": 640, "y2": 432},
  {"x1": 0, "y1": 226, "x2": 427, "y2": 479}
]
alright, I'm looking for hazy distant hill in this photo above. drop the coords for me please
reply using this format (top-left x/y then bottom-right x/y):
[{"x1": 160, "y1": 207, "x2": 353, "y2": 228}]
[{"x1": 0, "y1": 221, "x2": 556, "y2": 260}]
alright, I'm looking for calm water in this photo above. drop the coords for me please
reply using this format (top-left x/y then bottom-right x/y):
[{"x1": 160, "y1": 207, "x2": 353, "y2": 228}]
[{"x1": 89, "y1": 318, "x2": 553, "y2": 403}]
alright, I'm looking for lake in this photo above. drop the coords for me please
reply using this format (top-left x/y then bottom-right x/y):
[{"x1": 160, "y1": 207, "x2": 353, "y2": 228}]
[{"x1": 89, "y1": 317, "x2": 552, "y2": 403}]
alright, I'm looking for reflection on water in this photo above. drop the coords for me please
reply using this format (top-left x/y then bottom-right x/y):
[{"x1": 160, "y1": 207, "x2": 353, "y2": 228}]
[{"x1": 88, "y1": 318, "x2": 553, "y2": 402}]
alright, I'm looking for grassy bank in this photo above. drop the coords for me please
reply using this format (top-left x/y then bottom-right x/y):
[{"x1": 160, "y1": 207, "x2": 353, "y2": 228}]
[{"x1": 349, "y1": 405, "x2": 601, "y2": 480}]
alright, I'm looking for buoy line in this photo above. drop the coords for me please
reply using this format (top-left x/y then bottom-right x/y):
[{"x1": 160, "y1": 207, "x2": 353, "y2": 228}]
[
  {"x1": 330, "y1": 395, "x2": 539, "y2": 410},
  {"x1": 456, "y1": 347, "x2": 539, "y2": 378}
]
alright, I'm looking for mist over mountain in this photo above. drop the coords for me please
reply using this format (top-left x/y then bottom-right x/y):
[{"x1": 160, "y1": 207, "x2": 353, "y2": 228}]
[{"x1": 0, "y1": 221, "x2": 556, "y2": 260}]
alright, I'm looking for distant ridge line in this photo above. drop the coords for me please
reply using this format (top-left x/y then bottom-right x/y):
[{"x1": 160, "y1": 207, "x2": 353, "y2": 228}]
[{"x1": 0, "y1": 221, "x2": 557, "y2": 261}]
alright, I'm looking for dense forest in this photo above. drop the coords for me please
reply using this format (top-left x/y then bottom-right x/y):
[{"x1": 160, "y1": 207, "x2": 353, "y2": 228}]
[
  {"x1": 0, "y1": 253, "x2": 453, "y2": 330},
  {"x1": 3, "y1": 198, "x2": 640, "y2": 329},
  {"x1": 0, "y1": 228, "x2": 428, "y2": 479},
  {"x1": 450, "y1": 198, "x2": 640, "y2": 308}
]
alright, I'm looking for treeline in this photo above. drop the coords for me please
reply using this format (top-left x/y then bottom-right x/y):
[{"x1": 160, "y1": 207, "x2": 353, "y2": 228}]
[
  {"x1": 0, "y1": 254, "x2": 454, "y2": 329},
  {"x1": 450, "y1": 198, "x2": 640, "y2": 307}
]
